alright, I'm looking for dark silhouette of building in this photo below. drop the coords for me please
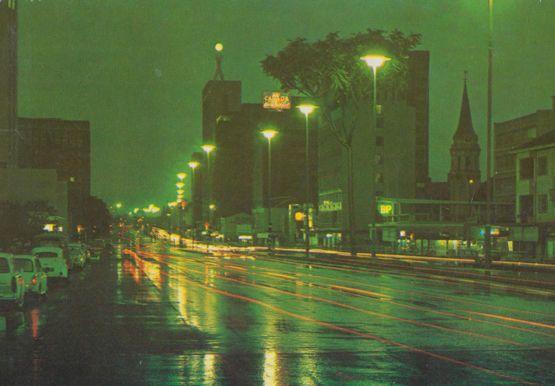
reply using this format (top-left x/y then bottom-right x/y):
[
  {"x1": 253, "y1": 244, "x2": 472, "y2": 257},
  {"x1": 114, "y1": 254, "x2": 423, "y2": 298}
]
[
  {"x1": 408, "y1": 51, "x2": 431, "y2": 196},
  {"x1": 17, "y1": 117, "x2": 91, "y2": 232},
  {"x1": 0, "y1": 0, "x2": 17, "y2": 167},
  {"x1": 448, "y1": 77, "x2": 481, "y2": 219}
]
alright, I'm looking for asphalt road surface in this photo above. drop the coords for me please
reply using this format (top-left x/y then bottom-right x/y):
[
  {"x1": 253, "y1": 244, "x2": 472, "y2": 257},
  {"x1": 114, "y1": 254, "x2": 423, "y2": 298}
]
[{"x1": 1, "y1": 241, "x2": 554, "y2": 385}]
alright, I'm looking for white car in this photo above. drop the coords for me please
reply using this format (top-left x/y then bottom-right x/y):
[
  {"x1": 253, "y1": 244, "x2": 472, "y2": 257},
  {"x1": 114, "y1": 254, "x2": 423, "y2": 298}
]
[
  {"x1": 32, "y1": 246, "x2": 69, "y2": 281},
  {"x1": 13, "y1": 255, "x2": 48, "y2": 297},
  {"x1": 0, "y1": 253, "x2": 26, "y2": 307},
  {"x1": 68, "y1": 243, "x2": 87, "y2": 269}
]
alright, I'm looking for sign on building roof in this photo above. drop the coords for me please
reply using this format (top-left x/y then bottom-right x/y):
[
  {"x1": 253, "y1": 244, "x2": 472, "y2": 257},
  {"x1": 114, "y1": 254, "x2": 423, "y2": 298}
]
[{"x1": 263, "y1": 92, "x2": 291, "y2": 111}]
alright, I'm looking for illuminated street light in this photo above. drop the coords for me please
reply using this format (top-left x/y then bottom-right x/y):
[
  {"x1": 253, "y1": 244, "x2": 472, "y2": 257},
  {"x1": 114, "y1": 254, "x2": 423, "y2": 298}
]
[
  {"x1": 188, "y1": 161, "x2": 200, "y2": 170},
  {"x1": 201, "y1": 144, "x2": 215, "y2": 154},
  {"x1": 115, "y1": 202, "x2": 122, "y2": 209},
  {"x1": 360, "y1": 54, "x2": 391, "y2": 70},
  {"x1": 297, "y1": 104, "x2": 318, "y2": 258},
  {"x1": 202, "y1": 144, "x2": 216, "y2": 234},
  {"x1": 261, "y1": 129, "x2": 278, "y2": 140},
  {"x1": 215, "y1": 42, "x2": 223, "y2": 52},
  {"x1": 177, "y1": 172, "x2": 187, "y2": 181},
  {"x1": 209, "y1": 204, "x2": 216, "y2": 211},
  {"x1": 176, "y1": 182, "x2": 185, "y2": 189},
  {"x1": 261, "y1": 128, "x2": 278, "y2": 249},
  {"x1": 361, "y1": 54, "x2": 390, "y2": 258},
  {"x1": 177, "y1": 189, "x2": 184, "y2": 195}
]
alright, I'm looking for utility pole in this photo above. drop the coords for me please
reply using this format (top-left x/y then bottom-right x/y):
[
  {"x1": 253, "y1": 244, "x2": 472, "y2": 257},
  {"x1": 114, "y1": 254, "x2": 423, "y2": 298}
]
[{"x1": 485, "y1": 0, "x2": 494, "y2": 266}]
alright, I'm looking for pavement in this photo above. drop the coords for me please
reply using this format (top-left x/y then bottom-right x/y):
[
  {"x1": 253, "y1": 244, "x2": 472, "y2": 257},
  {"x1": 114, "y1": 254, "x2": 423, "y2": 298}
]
[{"x1": 1, "y1": 241, "x2": 554, "y2": 385}]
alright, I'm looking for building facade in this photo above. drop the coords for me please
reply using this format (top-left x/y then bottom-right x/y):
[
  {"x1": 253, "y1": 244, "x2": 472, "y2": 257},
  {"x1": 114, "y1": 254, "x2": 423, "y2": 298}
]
[
  {"x1": 17, "y1": 117, "x2": 91, "y2": 232},
  {"x1": 514, "y1": 131, "x2": 555, "y2": 258},
  {"x1": 317, "y1": 51, "x2": 429, "y2": 248},
  {"x1": 494, "y1": 96, "x2": 555, "y2": 218},
  {"x1": 0, "y1": 0, "x2": 17, "y2": 167}
]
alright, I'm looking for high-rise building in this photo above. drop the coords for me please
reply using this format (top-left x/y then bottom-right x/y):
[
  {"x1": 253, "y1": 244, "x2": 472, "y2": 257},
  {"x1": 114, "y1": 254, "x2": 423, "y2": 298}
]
[
  {"x1": 317, "y1": 51, "x2": 430, "y2": 246},
  {"x1": 494, "y1": 96, "x2": 555, "y2": 218},
  {"x1": 202, "y1": 80, "x2": 242, "y2": 143},
  {"x1": 408, "y1": 51, "x2": 431, "y2": 196},
  {"x1": 0, "y1": 0, "x2": 17, "y2": 167},
  {"x1": 17, "y1": 117, "x2": 91, "y2": 232}
]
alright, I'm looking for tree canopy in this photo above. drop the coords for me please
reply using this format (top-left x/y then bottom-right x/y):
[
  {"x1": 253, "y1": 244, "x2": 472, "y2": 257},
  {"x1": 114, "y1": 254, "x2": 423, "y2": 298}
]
[{"x1": 261, "y1": 29, "x2": 421, "y2": 147}]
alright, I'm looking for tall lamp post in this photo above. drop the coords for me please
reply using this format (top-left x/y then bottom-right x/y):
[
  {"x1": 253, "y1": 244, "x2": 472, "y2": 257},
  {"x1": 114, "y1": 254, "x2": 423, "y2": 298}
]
[
  {"x1": 261, "y1": 129, "x2": 278, "y2": 250},
  {"x1": 188, "y1": 160, "x2": 200, "y2": 249},
  {"x1": 361, "y1": 54, "x2": 390, "y2": 258},
  {"x1": 297, "y1": 104, "x2": 317, "y2": 258},
  {"x1": 484, "y1": 0, "x2": 494, "y2": 266},
  {"x1": 201, "y1": 144, "x2": 215, "y2": 249}
]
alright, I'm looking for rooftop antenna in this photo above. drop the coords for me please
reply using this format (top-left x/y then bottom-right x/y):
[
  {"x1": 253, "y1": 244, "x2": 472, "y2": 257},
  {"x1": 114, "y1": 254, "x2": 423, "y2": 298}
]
[{"x1": 213, "y1": 43, "x2": 224, "y2": 81}]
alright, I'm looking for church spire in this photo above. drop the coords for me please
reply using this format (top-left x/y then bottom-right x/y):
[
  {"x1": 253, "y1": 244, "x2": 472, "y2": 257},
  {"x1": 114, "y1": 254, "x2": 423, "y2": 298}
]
[{"x1": 454, "y1": 72, "x2": 477, "y2": 140}]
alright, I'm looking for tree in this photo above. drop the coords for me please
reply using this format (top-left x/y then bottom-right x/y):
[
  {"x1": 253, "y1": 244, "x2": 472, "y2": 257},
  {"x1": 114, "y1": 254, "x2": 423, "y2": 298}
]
[
  {"x1": 77, "y1": 196, "x2": 112, "y2": 239},
  {"x1": 261, "y1": 29, "x2": 421, "y2": 254}
]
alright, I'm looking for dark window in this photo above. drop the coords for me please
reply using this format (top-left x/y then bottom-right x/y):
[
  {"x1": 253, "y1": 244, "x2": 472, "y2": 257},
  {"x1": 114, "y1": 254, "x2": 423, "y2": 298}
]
[
  {"x1": 519, "y1": 195, "x2": 534, "y2": 223},
  {"x1": 14, "y1": 258, "x2": 34, "y2": 272},
  {"x1": 538, "y1": 194, "x2": 548, "y2": 213},
  {"x1": 465, "y1": 157, "x2": 471, "y2": 169},
  {"x1": 375, "y1": 136, "x2": 384, "y2": 146},
  {"x1": 0, "y1": 258, "x2": 9, "y2": 273},
  {"x1": 376, "y1": 116, "x2": 384, "y2": 129},
  {"x1": 519, "y1": 158, "x2": 534, "y2": 180},
  {"x1": 538, "y1": 157, "x2": 548, "y2": 176}
]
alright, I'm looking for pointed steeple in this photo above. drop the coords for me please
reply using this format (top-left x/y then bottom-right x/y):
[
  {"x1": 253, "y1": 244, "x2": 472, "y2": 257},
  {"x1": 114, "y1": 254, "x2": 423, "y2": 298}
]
[{"x1": 454, "y1": 72, "x2": 477, "y2": 141}]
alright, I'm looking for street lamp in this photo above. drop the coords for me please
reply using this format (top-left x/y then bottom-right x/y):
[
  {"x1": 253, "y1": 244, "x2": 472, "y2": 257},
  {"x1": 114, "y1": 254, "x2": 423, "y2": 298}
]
[
  {"x1": 177, "y1": 172, "x2": 187, "y2": 181},
  {"x1": 361, "y1": 54, "x2": 390, "y2": 257},
  {"x1": 188, "y1": 160, "x2": 201, "y2": 247},
  {"x1": 297, "y1": 104, "x2": 317, "y2": 258},
  {"x1": 202, "y1": 144, "x2": 216, "y2": 245},
  {"x1": 261, "y1": 129, "x2": 278, "y2": 250},
  {"x1": 176, "y1": 182, "x2": 184, "y2": 189}
]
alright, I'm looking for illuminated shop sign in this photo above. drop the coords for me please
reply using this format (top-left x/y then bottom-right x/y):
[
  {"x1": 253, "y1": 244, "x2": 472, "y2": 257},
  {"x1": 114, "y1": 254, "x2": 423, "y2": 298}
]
[{"x1": 263, "y1": 92, "x2": 291, "y2": 111}]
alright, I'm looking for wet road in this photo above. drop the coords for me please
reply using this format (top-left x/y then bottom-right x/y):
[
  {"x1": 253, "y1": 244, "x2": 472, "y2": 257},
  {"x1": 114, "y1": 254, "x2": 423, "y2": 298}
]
[{"x1": 1, "y1": 242, "x2": 554, "y2": 385}]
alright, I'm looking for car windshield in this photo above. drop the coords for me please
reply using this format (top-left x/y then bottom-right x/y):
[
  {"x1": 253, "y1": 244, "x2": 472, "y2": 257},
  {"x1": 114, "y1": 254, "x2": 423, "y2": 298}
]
[
  {"x1": 14, "y1": 259, "x2": 34, "y2": 272},
  {"x1": 36, "y1": 252, "x2": 59, "y2": 258},
  {"x1": 0, "y1": 258, "x2": 9, "y2": 273}
]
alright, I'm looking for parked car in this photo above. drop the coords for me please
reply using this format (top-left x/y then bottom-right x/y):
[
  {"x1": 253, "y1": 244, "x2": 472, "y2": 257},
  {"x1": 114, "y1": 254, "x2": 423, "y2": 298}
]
[
  {"x1": 68, "y1": 243, "x2": 87, "y2": 269},
  {"x1": 0, "y1": 253, "x2": 26, "y2": 307},
  {"x1": 32, "y1": 246, "x2": 69, "y2": 282},
  {"x1": 13, "y1": 255, "x2": 48, "y2": 297},
  {"x1": 33, "y1": 233, "x2": 73, "y2": 270}
]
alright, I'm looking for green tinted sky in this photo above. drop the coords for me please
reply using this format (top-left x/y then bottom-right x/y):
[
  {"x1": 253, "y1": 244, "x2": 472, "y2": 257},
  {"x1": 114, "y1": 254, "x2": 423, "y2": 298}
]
[{"x1": 17, "y1": 0, "x2": 555, "y2": 208}]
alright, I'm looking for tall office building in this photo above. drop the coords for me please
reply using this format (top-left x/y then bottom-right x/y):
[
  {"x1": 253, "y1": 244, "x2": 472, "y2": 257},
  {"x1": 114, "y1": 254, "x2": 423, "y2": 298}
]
[
  {"x1": 0, "y1": 0, "x2": 17, "y2": 167},
  {"x1": 317, "y1": 50, "x2": 430, "y2": 245},
  {"x1": 408, "y1": 51, "x2": 431, "y2": 195},
  {"x1": 17, "y1": 117, "x2": 91, "y2": 232}
]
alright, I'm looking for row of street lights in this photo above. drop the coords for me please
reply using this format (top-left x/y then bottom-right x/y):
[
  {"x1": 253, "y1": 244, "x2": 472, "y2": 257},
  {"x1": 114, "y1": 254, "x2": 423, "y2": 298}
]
[{"x1": 180, "y1": 55, "x2": 388, "y2": 255}]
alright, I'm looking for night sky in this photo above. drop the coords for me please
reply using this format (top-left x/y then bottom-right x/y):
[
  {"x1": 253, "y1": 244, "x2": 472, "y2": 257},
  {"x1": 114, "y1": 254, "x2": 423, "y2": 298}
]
[{"x1": 17, "y1": 0, "x2": 555, "y2": 209}]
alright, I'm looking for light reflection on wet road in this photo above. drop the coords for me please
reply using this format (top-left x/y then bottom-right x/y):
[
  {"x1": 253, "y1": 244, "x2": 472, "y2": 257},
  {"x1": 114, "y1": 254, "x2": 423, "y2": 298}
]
[{"x1": 1, "y1": 241, "x2": 554, "y2": 385}]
